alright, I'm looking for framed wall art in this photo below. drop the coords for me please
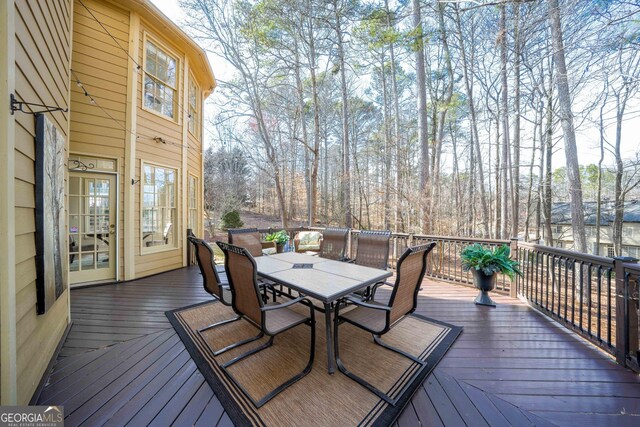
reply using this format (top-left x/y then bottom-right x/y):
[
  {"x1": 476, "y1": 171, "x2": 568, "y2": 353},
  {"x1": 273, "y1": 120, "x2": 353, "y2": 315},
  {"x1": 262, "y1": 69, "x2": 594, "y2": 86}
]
[{"x1": 35, "y1": 114, "x2": 68, "y2": 314}]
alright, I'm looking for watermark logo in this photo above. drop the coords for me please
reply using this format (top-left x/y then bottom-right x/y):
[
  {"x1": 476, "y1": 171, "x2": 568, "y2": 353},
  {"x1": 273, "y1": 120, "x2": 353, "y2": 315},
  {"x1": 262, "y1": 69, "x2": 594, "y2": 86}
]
[{"x1": 0, "y1": 406, "x2": 64, "y2": 427}]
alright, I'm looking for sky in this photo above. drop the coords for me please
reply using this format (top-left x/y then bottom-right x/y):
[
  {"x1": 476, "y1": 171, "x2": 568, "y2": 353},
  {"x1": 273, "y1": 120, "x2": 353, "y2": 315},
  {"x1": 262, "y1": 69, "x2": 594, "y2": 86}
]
[{"x1": 150, "y1": 0, "x2": 639, "y2": 168}]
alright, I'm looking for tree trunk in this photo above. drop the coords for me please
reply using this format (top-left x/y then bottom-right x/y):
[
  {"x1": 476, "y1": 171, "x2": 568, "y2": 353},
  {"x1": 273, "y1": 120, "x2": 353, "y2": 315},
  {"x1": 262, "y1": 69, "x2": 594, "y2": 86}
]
[
  {"x1": 595, "y1": 91, "x2": 607, "y2": 255},
  {"x1": 333, "y1": 0, "x2": 351, "y2": 228},
  {"x1": 499, "y1": 4, "x2": 510, "y2": 240},
  {"x1": 511, "y1": 3, "x2": 521, "y2": 239},
  {"x1": 612, "y1": 90, "x2": 627, "y2": 256},
  {"x1": 548, "y1": 0, "x2": 586, "y2": 252},
  {"x1": 308, "y1": 22, "x2": 321, "y2": 227},
  {"x1": 543, "y1": 85, "x2": 553, "y2": 246},
  {"x1": 453, "y1": 5, "x2": 490, "y2": 237},
  {"x1": 413, "y1": 0, "x2": 430, "y2": 233}
]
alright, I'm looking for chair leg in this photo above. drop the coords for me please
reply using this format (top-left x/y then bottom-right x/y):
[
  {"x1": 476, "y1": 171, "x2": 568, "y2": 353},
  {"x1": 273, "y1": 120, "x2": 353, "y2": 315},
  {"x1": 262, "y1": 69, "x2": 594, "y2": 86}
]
[
  {"x1": 221, "y1": 311, "x2": 316, "y2": 408},
  {"x1": 334, "y1": 311, "x2": 426, "y2": 406},
  {"x1": 196, "y1": 315, "x2": 244, "y2": 357},
  {"x1": 200, "y1": 327, "x2": 265, "y2": 358},
  {"x1": 373, "y1": 335, "x2": 427, "y2": 365}
]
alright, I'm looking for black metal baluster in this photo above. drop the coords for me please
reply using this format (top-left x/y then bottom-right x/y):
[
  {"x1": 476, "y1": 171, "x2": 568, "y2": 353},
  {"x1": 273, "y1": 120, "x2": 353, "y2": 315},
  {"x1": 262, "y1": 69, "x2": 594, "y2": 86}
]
[
  {"x1": 587, "y1": 263, "x2": 593, "y2": 338},
  {"x1": 546, "y1": 253, "x2": 551, "y2": 310},
  {"x1": 448, "y1": 240, "x2": 452, "y2": 281},
  {"x1": 571, "y1": 262, "x2": 576, "y2": 325},
  {"x1": 607, "y1": 267, "x2": 612, "y2": 346},
  {"x1": 579, "y1": 261, "x2": 584, "y2": 332},
  {"x1": 564, "y1": 259, "x2": 569, "y2": 322},
  {"x1": 453, "y1": 241, "x2": 458, "y2": 283},
  {"x1": 597, "y1": 265, "x2": 602, "y2": 343},
  {"x1": 547, "y1": 255, "x2": 560, "y2": 313}
]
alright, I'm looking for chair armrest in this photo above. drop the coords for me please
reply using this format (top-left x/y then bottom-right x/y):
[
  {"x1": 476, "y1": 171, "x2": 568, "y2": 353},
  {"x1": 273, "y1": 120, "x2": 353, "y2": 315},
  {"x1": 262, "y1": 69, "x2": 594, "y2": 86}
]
[
  {"x1": 261, "y1": 295, "x2": 308, "y2": 312},
  {"x1": 343, "y1": 295, "x2": 391, "y2": 312}
]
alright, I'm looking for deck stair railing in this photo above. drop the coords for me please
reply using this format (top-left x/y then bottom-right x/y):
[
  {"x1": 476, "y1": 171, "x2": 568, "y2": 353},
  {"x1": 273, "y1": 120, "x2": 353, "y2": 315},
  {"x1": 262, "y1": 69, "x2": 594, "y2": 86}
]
[{"x1": 215, "y1": 225, "x2": 639, "y2": 372}]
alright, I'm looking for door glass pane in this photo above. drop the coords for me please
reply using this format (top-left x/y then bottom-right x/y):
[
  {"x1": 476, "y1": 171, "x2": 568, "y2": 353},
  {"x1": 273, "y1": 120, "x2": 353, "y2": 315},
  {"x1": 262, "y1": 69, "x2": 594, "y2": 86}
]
[
  {"x1": 80, "y1": 253, "x2": 95, "y2": 270},
  {"x1": 97, "y1": 251, "x2": 110, "y2": 269},
  {"x1": 69, "y1": 172, "x2": 115, "y2": 282}
]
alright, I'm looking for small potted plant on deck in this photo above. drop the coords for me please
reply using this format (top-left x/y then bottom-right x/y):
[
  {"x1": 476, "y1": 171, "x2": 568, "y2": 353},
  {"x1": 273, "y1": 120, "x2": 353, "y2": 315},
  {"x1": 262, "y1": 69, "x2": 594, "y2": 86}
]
[
  {"x1": 461, "y1": 244, "x2": 521, "y2": 307},
  {"x1": 264, "y1": 230, "x2": 290, "y2": 253}
]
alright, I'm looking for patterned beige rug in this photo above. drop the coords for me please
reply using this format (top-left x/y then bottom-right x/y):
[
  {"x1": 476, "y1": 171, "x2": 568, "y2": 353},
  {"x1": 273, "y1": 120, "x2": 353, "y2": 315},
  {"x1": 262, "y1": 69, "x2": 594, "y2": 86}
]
[{"x1": 167, "y1": 300, "x2": 461, "y2": 427}]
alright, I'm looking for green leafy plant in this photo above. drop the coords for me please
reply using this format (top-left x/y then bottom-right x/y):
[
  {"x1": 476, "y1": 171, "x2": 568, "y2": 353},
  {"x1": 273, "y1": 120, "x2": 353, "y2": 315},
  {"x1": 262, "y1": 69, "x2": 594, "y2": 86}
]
[
  {"x1": 461, "y1": 244, "x2": 522, "y2": 280},
  {"x1": 221, "y1": 210, "x2": 244, "y2": 230},
  {"x1": 264, "y1": 230, "x2": 289, "y2": 245}
]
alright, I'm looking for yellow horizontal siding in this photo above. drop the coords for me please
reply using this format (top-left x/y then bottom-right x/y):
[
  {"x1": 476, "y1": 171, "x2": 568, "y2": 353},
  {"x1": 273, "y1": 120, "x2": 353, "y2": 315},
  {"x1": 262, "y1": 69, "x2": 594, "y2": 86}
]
[
  {"x1": 13, "y1": 0, "x2": 71, "y2": 404},
  {"x1": 16, "y1": 292, "x2": 68, "y2": 404},
  {"x1": 15, "y1": 259, "x2": 36, "y2": 296}
]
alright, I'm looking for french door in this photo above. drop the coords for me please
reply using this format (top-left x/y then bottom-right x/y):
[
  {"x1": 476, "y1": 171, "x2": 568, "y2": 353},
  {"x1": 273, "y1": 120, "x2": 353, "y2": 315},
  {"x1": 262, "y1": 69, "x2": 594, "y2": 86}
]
[{"x1": 68, "y1": 172, "x2": 116, "y2": 284}]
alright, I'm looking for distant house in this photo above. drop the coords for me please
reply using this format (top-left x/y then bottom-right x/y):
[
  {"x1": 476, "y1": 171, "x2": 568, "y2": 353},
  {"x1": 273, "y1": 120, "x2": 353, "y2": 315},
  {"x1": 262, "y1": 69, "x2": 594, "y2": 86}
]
[
  {"x1": 0, "y1": 0, "x2": 214, "y2": 404},
  {"x1": 548, "y1": 201, "x2": 640, "y2": 258}
]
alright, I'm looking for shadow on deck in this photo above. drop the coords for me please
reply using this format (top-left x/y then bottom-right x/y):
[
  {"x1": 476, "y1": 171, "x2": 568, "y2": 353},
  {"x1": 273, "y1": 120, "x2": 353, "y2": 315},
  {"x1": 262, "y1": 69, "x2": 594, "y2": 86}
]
[{"x1": 37, "y1": 267, "x2": 640, "y2": 426}]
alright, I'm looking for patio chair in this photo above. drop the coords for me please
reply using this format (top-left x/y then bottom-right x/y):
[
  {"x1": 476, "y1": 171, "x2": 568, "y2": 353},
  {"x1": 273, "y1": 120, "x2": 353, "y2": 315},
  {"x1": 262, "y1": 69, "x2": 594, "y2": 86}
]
[
  {"x1": 319, "y1": 227, "x2": 350, "y2": 261},
  {"x1": 189, "y1": 236, "x2": 244, "y2": 356},
  {"x1": 228, "y1": 228, "x2": 276, "y2": 257},
  {"x1": 352, "y1": 230, "x2": 391, "y2": 269},
  {"x1": 350, "y1": 230, "x2": 391, "y2": 299},
  {"x1": 333, "y1": 242, "x2": 437, "y2": 406},
  {"x1": 216, "y1": 241, "x2": 316, "y2": 408}
]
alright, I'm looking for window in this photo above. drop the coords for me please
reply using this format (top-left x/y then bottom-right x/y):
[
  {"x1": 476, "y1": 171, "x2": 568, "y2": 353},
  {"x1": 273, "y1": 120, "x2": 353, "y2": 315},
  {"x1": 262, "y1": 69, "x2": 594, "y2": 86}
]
[
  {"x1": 144, "y1": 39, "x2": 178, "y2": 119},
  {"x1": 188, "y1": 175, "x2": 198, "y2": 231},
  {"x1": 142, "y1": 163, "x2": 177, "y2": 250},
  {"x1": 623, "y1": 246, "x2": 640, "y2": 259},
  {"x1": 607, "y1": 246, "x2": 615, "y2": 258},
  {"x1": 188, "y1": 77, "x2": 199, "y2": 138},
  {"x1": 623, "y1": 226, "x2": 634, "y2": 237},
  {"x1": 555, "y1": 225, "x2": 563, "y2": 234}
]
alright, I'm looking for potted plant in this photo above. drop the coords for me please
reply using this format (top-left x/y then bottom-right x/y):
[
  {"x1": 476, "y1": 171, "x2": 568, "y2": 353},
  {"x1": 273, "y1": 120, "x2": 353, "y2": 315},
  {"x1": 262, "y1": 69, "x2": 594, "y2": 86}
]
[
  {"x1": 461, "y1": 244, "x2": 522, "y2": 307},
  {"x1": 264, "y1": 230, "x2": 290, "y2": 253}
]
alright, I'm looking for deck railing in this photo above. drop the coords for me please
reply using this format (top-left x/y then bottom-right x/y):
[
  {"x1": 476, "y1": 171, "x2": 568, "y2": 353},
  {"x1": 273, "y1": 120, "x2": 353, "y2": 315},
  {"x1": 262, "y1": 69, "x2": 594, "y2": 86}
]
[
  {"x1": 208, "y1": 225, "x2": 639, "y2": 373},
  {"x1": 513, "y1": 242, "x2": 639, "y2": 372}
]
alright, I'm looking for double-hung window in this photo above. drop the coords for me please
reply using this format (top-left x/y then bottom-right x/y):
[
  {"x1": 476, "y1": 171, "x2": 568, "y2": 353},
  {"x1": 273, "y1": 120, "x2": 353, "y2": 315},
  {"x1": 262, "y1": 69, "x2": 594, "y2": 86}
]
[
  {"x1": 188, "y1": 175, "x2": 198, "y2": 231},
  {"x1": 188, "y1": 77, "x2": 199, "y2": 137},
  {"x1": 142, "y1": 163, "x2": 177, "y2": 250},
  {"x1": 144, "y1": 39, "x2": 178, "y2": 119}
]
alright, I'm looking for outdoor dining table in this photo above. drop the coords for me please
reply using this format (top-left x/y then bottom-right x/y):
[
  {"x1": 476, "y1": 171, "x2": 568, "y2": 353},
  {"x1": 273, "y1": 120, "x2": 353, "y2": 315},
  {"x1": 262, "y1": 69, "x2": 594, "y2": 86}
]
[{"x1": 254, "y1": 252, "x2": 392, "y2": 373}]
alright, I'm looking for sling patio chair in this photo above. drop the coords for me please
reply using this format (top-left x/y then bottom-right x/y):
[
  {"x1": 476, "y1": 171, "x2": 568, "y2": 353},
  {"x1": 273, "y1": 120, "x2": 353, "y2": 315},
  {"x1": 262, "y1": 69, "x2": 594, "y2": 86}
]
[
  {"x1": 227, "y1": 227, "x2": 277, "y2": 257},
  {"x1": 189, "y1": 236, "x2": 275, "y2": 356},
  {"x1": 216, "y1": 241, "x2": 316, "y2": 408},
  {"x1": 349, "y1": 230, "x2": 392, "y2": 300},
  {"x1": 333, "y1": 242, "x2": 437, "y2": 406},
  {"x1": 318, "y1": 227, "x2": 350, "y2": 261},
  {"x1": 188, "y1": 236, "x2": 244, "y2": 356},
  {"x1": 228, "y1": 227, "x2": 279, "y2": 298}
]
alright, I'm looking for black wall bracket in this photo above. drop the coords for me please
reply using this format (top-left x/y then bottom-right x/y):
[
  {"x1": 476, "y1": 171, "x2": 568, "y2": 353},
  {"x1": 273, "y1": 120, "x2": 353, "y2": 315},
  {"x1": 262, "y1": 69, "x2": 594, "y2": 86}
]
[{"x1": 10, "y1": 94, "x2": 68, "y2": 115}]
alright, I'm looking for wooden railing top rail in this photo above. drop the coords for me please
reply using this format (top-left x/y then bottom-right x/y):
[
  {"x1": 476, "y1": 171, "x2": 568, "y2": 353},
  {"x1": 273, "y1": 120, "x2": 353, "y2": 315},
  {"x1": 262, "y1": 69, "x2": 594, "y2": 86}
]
[
  {"x1": 412, "y1": 235, "x2": 511, "y2": 245},
  {"x1": 517, "y1": 241, "x2": 615, "y2": 267}
]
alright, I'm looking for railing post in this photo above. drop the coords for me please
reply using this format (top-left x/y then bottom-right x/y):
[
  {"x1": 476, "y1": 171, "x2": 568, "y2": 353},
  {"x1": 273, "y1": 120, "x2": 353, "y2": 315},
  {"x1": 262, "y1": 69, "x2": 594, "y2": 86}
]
[
  {"x1": 186, "y1": 228, "x2": 195, "y2": 266},
  {"x1": 510, "y1": 238, "x2": 519, "y2": 298},
  {"x1": 613, "y1": 256, "x2": 638, "y2": 366}
]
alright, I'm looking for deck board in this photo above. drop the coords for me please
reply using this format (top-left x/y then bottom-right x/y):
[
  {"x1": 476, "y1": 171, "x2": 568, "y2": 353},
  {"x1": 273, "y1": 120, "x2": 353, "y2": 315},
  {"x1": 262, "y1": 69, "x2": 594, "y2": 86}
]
[{"x1": 36, "y1": 266, "x2": 640, "y2": 426}]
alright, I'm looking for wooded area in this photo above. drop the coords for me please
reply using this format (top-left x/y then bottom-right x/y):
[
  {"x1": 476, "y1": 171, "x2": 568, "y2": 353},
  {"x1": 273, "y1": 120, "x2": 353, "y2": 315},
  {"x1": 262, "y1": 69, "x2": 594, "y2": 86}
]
[{"x1": 181, "y1": 0, "x2": 640, "y2": 255}]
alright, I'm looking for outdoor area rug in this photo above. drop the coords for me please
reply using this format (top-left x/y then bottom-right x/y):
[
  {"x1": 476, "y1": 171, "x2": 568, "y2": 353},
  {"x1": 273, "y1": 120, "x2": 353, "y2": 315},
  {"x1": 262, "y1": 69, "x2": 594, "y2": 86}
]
[{"x1": 166, "y1": 300, "x2": 462, "y2": 427}]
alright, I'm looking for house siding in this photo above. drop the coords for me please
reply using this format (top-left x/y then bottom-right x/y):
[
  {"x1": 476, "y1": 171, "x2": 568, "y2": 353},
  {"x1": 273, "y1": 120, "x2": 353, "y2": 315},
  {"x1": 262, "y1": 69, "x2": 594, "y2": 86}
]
[
  {"x1": 70, "y1": 0, "x2": 128, "y2": 280},
  {"x1": 0, "y1": 0, "x2": 212, "y2": 403},
  {"x1": 12, "y1": 0, "x2": 72, "y2": 404},
  {"x1": 134, "y1": 20, "x2": 188, "y2": 277}
]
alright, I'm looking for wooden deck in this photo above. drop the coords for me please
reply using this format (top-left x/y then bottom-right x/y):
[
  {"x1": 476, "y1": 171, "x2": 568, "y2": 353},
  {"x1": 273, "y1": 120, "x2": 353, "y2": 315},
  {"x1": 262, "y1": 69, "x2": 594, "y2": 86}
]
[{"x1": 37, "y1": 267, "x2": 640, "y2": 426}]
